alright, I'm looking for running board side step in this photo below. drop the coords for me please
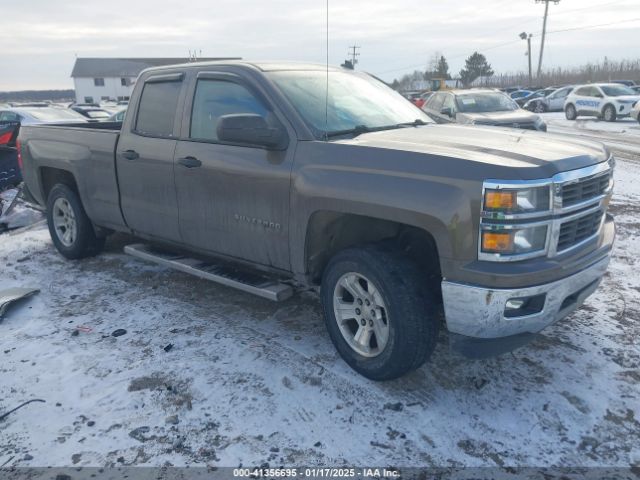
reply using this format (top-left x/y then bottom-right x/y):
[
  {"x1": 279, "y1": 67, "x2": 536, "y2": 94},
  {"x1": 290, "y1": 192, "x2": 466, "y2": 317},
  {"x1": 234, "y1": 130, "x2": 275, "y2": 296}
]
[{"x1": 124, "y1": 243, "x2": 293, "y2": 302}]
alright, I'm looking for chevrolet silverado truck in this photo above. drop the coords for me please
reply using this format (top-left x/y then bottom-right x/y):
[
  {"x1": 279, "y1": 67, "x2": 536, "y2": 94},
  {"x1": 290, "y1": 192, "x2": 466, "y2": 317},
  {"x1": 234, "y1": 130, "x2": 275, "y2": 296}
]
[{"x1": 18, "y1": 61, "x2": 615, "y2": 380}]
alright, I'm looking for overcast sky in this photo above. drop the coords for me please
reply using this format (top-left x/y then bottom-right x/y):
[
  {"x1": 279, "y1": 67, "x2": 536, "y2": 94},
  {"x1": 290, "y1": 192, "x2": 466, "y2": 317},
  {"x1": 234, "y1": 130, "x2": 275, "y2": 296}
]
[{"x1": 1, "y1": 0, "x2": 639, "y2": 91}]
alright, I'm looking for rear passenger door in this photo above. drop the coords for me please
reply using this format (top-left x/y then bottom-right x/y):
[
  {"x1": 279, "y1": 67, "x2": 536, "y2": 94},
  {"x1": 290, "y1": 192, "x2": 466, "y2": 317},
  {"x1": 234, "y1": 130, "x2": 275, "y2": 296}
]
[
  {"x1": 172, "y1": 70, "x2": 294, "y2": 270},
  {"x1": 116, "y1": 70, "x2": 187, "y2": 242}
]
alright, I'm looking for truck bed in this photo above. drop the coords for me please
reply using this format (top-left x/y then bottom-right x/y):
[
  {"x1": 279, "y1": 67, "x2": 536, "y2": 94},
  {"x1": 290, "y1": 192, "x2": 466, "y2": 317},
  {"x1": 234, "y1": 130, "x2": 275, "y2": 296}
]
[{"x1": 19, "y1": 122, "x2": 125, "y2": 230}]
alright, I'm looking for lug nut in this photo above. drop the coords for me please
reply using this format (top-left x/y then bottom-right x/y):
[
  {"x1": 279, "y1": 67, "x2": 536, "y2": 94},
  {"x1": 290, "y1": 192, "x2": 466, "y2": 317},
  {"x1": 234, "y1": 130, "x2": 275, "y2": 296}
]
[
  {"x1": 370, "y1": 310, "x2": 376, "y2": 317},
  {"x1": 357, "y1": 299, "x2": 363, "y2": 305},
  {"x1": 365, "y1": 299, "x2": 370, "y2": 306},
  {"x1": 355, "y1": 308, "x2": 361, "y2": 315},
  {"x1": 369, "y1": 319, "x2": 373, "y2": 327},
  {"x1": 360, "y1": 319, "x2": 366, "y2": 326}
]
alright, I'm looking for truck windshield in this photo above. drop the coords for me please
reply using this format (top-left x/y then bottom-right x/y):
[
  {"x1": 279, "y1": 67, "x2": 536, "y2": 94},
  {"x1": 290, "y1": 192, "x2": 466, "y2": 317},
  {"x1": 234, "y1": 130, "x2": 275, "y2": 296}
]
[
  {"x1": 268, "y1": 70, "x2": 432, "y2": 139},
  {"x1": 455, "y1": 92, "x2": 519, "y2": 113}
]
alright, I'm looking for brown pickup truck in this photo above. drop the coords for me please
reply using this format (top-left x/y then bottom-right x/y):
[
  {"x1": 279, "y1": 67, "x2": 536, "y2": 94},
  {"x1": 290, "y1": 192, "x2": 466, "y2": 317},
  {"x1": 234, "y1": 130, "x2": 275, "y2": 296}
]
[{"x1": 18, "y1": 61, "x2": 615, "y2": 380}]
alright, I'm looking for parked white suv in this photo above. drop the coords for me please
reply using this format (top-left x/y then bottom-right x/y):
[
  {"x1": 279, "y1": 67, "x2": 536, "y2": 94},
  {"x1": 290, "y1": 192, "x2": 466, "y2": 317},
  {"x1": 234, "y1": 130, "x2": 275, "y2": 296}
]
[{"x1": 564, "y1": 83, "x2": 640, "y2": 122}]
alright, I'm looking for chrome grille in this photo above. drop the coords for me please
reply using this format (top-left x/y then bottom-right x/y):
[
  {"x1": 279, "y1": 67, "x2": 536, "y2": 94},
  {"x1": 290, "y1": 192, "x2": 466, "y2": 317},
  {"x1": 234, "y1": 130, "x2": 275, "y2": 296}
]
[
  {"x1": 561, "y1": 172, "x2": 610, "y2": 208},
  {"x1": 557, "y1": 210, "x2": 603, "y2": 252}
]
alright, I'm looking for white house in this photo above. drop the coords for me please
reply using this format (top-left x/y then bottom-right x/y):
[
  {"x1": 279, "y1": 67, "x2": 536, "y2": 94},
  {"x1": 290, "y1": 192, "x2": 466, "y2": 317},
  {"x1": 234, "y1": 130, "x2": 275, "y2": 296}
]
[{"x1": 71, "y1": 57, "x2": 240, "y2": 104}]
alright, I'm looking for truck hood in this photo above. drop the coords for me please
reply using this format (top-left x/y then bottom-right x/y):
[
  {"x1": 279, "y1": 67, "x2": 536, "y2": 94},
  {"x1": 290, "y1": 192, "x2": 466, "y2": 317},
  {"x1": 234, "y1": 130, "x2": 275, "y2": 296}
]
[
  {"x1": 340, "y1": 124, "x2": 608, "y2": 175},
  {"x1": 457, "y1": 110, "x2": 541, "y2": 125}
]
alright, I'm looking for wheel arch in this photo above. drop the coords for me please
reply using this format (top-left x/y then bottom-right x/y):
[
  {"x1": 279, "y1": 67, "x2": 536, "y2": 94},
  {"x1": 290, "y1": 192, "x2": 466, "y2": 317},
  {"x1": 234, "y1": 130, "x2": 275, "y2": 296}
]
[
  {"x1": 303, "y1": 210, "x2": 443, "y2": 287},
  {"x1": 39, "y1": 166, "x2": 79, "y2": 201}
]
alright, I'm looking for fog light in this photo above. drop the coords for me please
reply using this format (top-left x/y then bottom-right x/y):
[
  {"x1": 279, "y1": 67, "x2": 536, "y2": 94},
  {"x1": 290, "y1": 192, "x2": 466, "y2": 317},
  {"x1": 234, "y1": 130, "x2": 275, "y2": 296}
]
[
  {"x1": 504, "y1": 294, "x2": 546, "y2": 318},
  {"x1": 505, "y1": 299, "x2": 525, "y2": 310}
]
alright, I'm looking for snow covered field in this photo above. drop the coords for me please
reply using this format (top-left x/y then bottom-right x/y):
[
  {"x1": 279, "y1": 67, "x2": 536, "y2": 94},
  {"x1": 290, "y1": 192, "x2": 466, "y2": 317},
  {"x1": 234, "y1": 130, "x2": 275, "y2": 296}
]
[
  {"x1": 543, "y1": 112, "x2": 640, "y2": 157},
  {"x1": 1, "y1": 158, "x2": 639, "y2": 470}
]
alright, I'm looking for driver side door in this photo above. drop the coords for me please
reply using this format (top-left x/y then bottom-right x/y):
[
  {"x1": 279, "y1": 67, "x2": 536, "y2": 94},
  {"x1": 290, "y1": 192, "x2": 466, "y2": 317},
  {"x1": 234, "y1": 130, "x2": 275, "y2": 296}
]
[{"x1": 173, "y1": 71, "x2": 294, "y2": 270}]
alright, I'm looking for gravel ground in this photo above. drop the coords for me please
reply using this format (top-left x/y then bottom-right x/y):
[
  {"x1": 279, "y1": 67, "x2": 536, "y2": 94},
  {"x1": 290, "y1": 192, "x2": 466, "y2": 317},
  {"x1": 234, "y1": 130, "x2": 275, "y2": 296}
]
[{"x1": 0, "y1": 158, "x2": 638, "y2": 470}]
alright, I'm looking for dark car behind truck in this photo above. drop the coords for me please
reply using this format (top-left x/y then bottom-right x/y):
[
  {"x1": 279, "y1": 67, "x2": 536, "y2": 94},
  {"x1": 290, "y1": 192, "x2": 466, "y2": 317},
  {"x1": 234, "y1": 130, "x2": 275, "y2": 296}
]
[
  {"x1": 0, "y1": 122, "x2": 21, "y2": 190},
  {"x1": 18, "y1": 61, "x2": 615, "y2": 380}
]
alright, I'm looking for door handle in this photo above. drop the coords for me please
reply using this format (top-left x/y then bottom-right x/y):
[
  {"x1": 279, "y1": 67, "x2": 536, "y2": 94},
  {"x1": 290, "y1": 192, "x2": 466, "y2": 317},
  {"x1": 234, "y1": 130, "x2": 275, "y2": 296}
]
[
  {"x1": 121, "y1": 149, "x2": 139, "y2": 160},
  {"x1": 177, "y1": 156, "x2": 202, "y2": 168}
]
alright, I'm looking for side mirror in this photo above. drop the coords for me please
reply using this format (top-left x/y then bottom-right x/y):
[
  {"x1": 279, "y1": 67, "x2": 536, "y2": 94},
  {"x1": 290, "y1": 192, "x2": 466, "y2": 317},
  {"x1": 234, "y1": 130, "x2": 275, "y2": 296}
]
[
  {"x1": 440, "y1": 107, "x2": 454, "y2": 117},
  {"x1": 217, "y1": 114, "x2": 288, "y2": 150}
]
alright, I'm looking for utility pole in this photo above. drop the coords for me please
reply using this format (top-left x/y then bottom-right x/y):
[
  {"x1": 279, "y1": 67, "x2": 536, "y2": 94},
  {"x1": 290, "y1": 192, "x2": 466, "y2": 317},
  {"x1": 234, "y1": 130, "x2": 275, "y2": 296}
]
[
  {"x1": 519, "y1": 32, "x2": 533, "y2": 87},
  {"x1": 535, "y1": 0, "x2": 560, "y2": 79},
  {"x1": 348, "y1": 45, "x2": 360, "y2": 69}
]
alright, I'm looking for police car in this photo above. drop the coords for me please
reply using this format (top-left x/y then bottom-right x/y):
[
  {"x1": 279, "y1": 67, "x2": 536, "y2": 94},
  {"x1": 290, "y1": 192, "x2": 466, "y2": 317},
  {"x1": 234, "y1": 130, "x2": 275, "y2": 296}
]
[{"x1": 564, "y1": 83, "x2": 640, "y2": 122}]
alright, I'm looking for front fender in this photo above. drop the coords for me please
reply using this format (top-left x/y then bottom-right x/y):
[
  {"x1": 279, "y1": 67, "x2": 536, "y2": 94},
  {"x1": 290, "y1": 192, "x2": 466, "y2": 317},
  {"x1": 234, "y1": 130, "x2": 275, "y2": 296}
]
[{"x1": 290, "y1": 141, "x2": 479, "y2": 277}]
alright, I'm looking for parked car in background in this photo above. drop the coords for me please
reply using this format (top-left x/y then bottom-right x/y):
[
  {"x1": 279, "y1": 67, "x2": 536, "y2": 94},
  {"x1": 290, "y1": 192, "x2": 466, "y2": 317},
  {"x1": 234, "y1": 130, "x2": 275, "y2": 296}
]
[
  {"x1": 513, "y1": 88, "x2": 556, "y2": 107},
  {"x1": 419, "y1": 91, "x2": 434, "y2": 104},
  {"x1": 70, "y1": 105, "x2": 112, "y2": 121},
  {"x1": 500, "y1": 87, "x2": 521, "y2": 94},
  {"x1": 509, "y1": 90, "x2": 532, "y2": 100},
  {"x1": 631, "y1": 86, "x2": 640, "y2": 94},
  {"x1": 107, "y1": 109, "x2": 127, "y2": 122},
  {"x1": 0, "y1": 121, "x2": 21, "y2": 189},
  {"x1": 404, "y1": 91, "x2": 427, "y2": 108},
  {"x1": 0, "y1": 107, "x2": 88, "y2": 125},
  {"x1": 564, "y1": 83, "x2": 640, "y2": 122},
  {"x1": 422, "y1": 89, "x2": 547, "y2": 131},
  {"x1": 611, "y1": 80, "x2": 636, "y2": 87},
  {"x1": 631, "y1": 101, "x2": 640, "y2": 123},
  {"x1": 524, "y1": 86, "x2": 574, "y2": 113}
]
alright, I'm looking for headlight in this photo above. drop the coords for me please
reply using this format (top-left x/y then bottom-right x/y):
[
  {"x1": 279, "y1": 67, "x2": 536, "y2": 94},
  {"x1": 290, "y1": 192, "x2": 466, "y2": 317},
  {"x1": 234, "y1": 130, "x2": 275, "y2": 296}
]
[
  {"x1": 481, "y1": 225, "x2": 548, "y2": 256},
  {"x1": 483, "y1": 185, "x2": 551, "y2": 216}
]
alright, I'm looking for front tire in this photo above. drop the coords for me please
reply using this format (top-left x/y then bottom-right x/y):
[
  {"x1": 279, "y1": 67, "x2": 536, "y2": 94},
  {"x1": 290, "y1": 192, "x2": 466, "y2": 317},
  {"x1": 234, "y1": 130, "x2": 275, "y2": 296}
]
[
  {"x1": 534, "y1": 102, "x2": 546, "y2": 113},
  {"x1": 321, "y1": 245, "x2": 439, "y2": 381},
  {"x1": 565, "y1": 104, "x2": 577, "y2": 120},
  {"x1": 46, "y1": 184, "x2": 105, "y2": 259},
  {"x1": 603, "y1": 104, "x2": 617, "y2": 122}
]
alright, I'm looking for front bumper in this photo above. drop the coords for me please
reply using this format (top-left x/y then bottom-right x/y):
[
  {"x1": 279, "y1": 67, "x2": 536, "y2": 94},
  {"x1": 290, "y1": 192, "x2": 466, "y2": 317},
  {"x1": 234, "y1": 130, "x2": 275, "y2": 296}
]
[{"x1": 441, "y1": 251, "x2": 611, "y2": 340}]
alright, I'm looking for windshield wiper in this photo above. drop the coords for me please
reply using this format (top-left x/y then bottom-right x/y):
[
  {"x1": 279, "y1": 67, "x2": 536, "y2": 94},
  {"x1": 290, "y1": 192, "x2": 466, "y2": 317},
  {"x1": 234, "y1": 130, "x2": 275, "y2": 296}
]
[
  {"x1": 395, "y1": 119, "x2": 428, "y2": 127},
  {"x1": 325, "y1": 124, "x2": 371, "y2": 138},
  {"x1": 325, "y1": 119, "x2": 427, "y2": 139}
]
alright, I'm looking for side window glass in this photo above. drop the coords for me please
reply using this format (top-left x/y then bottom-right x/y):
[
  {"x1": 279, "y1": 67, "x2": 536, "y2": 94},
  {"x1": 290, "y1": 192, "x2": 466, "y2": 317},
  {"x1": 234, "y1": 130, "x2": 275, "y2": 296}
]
[
  {"x1": 429, "y1": 94, "x2": 445, "y2": 112},
  {"x1": 442, "y1": 94, "x2": 455, "y2": 112},
  {"x1": 575, "y1": 87, "x2": 589, "y2": 96},
  {"x1": 135, "y1": 79, "x2": 182, "y2": 137},
  {"x1": 0, "y1": 112, "x2": 17, "y2": 121},
  {"x1": 190, "y1": 79, "x2": 268, "y2": 142}
]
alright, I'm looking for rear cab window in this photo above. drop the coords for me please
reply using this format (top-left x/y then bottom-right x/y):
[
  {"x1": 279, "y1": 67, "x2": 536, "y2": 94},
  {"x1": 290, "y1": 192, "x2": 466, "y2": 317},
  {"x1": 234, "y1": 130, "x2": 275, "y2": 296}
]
[{"x1": 134, "y1": 76, "x2": 183, "y2": 137}]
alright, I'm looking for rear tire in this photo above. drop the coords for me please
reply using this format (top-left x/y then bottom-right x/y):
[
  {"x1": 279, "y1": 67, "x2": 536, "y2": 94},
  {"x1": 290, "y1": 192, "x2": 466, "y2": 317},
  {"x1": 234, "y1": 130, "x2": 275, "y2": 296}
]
[
  {"x1": 46, "y1": 184, "x2": 105, "y2": 259},
  {"x1": 565, "y1": 104, "x2": 577, "y2": 120},
  {"x1": 603, "y1": 104, "x2": 617, "y2": 122},
  {"x1": 320, "y1": 244, "x2": 439, "y2": 381}
]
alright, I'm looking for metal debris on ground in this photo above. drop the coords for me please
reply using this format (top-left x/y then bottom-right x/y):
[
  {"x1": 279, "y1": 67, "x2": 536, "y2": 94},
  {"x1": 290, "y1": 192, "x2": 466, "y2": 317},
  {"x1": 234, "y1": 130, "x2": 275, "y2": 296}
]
[{"x1": 0, "y1": 288, "x2": 39, "y2": 320}]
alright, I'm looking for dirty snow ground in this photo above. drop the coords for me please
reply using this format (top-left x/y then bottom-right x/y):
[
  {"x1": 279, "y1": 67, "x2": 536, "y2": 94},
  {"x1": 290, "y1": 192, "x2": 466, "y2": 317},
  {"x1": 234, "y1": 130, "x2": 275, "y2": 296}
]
[{"x1": 1, "y1": 162, "x2": 639, "y2": 470}]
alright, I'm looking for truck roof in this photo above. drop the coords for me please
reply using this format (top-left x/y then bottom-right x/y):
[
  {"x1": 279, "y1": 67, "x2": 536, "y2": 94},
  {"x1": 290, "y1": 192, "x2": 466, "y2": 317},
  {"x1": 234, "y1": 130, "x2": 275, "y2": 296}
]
[{"x1": 140, "y1": 60, "x2": 346, "y2": 75}]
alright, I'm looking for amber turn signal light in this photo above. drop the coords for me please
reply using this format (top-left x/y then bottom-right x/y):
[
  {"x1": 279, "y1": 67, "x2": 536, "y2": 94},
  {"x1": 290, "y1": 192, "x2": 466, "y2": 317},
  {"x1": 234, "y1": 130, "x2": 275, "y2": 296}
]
[
  {"x1": 482, "y1": 231, "x2": 514, "y2": 253},
  {"x1": 484, "y1": 190, "x2": 515, "y2": 210}
]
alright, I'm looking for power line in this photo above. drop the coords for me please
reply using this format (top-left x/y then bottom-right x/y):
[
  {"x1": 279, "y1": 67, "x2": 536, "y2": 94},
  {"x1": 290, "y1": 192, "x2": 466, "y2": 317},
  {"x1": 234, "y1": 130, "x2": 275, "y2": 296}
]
[{"x1": 545, "y1": 16, "x2": 640, "y2": 34}]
